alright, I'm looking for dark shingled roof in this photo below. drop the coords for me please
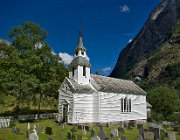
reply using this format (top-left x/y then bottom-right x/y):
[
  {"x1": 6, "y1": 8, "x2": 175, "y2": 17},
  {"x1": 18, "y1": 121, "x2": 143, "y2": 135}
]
[
  {"x1": 65, "y1": 74, "x2": 146, "y2": 95},
  {"x1": 91, "y1": 74, "x2": 146, "y2": 95},
  {"x1": 69, "y1": 56, "x2": 91, "y2": 68},
  {"x1": 67, "y1": 78, "x2": 94, "y2": 93}
]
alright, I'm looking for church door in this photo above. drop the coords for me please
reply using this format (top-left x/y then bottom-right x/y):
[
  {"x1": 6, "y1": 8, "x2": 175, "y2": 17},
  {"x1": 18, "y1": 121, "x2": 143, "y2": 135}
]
[{"x1": 63, "y1": 104, "x2": 68, "y2": 122}]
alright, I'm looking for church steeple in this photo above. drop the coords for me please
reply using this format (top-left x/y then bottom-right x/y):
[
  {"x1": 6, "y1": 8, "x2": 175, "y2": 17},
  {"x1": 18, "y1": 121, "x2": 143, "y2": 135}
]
[
  {"x1": 74, "y1": 30, "x2": 86, "y2": 57},
  {"x1": 68, "y1": 30, "x2": 91, "y2": 85}
]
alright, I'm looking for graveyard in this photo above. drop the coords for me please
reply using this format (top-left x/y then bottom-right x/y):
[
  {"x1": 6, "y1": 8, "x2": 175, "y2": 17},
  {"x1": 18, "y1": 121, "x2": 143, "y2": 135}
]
[{"x1": 0, "y1": 119, "x2": 180, "y2": 140}]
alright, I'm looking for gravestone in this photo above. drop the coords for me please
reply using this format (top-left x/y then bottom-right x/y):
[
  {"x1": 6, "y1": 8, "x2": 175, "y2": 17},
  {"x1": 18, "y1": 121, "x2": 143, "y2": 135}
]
[
  {"x1": 136, "y1": 134, "x2": 143, "y2": 140},
  {"x1": 29, "y1": 133, "x2": 39, "y2": 140},
  {"x1": 144, "y1": 132, "x2": 154, "y2": 140},
  {"x1": 82, "y1": 126, "x2": 87, "y2": 135},
  {"x1": 41, "y1": 127, "x2": 45, "y2": 133},
  {"x1": 177, "y1": 127, "x2": 180, "y2": 135},
  {"x1": 148, "y1": 127, "x2": 154, "y2": 132},
  {"x1": 121, "y1": 136, "x2": 127, "y2": 140},
  {"x1": 154, "y1": 128, "x2": 160, "y2": 140},
  {"x1": 111, "y1": 129, "x2": 118, "y2": 137},
  {"x1": 161, "y1": 129, "x2": 168, "y2": 138},
  {"x1": 67, "y1": 132, "x2": 72, "y2": 140},
  {"x1": 98, "y1": 126, "x2": 107, "y2": 140},
  {"x1": 48, "y1": 137, "x2": 54, "y2": 140},
  {"x1": 91, "y1": 136, "x2": 101, "y2": 140},
  {"x1": 168, "y1": 132, "x2": 176, "y2": 140},
  {"x1": 12, "y1": 127, "x2": 16, "y2": 133},
  {"x1": 91, "y1": 129, "x2": 96, "y2": 137},
  {"x1": 139, "y1": 126, "x2": 144, "y2": 138},
  {"x1": 118, "y1": 127, "x2": 125, "y2": 133},
  {"x1": 110, "y1": 133, "x2": 115, "y2": 140},
  {"x1": 16, "y1": 128, "x2": 21, "y2": 134},
  {"x1": 77, "y1": 135, "x2": 83, "y2": 140},
  {"x1": 45, "y1": 127, "x2": 52, "y2": 135},
  {"x1": 26, "y1": 130, "x2": 30, "y2": 138}
]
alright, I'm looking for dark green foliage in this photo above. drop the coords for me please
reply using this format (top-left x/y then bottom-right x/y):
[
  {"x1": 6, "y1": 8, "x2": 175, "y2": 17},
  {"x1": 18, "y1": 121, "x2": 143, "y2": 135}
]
[
  {"x1": 147, "y1": 86, "x2": 180, "y2": 119},
  {"x1": 0, "y1": 22, "x2": 68, "y2": 115},
  {"x1": 166, "y1": 113, "x2": 180, "y2": 122}
]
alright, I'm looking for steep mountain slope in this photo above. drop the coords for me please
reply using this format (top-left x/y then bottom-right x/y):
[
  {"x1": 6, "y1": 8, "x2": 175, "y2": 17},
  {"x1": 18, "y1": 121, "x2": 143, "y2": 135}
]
[{"x1": 110, "y1": 0, "x2": 180, "y2": 84}]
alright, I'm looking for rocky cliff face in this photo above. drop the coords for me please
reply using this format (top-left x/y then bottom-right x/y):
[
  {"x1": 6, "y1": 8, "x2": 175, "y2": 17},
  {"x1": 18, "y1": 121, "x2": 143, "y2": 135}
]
[{"x1": 110, "y1": 0, "x2": 180, "y2": 80}]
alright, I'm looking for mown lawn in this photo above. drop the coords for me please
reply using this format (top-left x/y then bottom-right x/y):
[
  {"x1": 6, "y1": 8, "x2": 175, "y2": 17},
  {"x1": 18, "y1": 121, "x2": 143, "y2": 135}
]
[{"x1": 0, "y1": 119, "x2": 180, "y2": 140}]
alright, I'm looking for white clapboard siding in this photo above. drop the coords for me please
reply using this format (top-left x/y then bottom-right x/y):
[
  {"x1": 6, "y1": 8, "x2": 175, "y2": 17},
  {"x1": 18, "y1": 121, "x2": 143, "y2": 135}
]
[
  {"x1": 99, "y1": 92, "x2": 147, "y2": 123},
  {"x1": 59, "y1": 86, "x2": 74, "y2": 122},
  {"x1": 72, "y1": 92, "x2": 99, "y2": 123}
]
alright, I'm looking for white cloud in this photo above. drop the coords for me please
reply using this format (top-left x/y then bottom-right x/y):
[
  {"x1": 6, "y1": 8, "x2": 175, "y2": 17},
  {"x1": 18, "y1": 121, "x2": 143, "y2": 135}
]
[
  {"x1": 119, "y1": 5, "x2": 130, "y2": 13},
  {"x1": 102, "y1": 67, "x2": 112, "y2": 72},
  {"x1": 128, "y1": 39, "x2": 132, "y2": 43},
  {"x1": 59, "y1": 52, "x2": 73, "y2": 65}
]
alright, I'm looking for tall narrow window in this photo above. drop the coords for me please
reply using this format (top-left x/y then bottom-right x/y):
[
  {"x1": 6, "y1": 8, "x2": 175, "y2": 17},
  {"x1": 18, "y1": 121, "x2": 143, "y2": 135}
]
[
  {"x1": 83, "y1": 66, "x2": 86, "y2": 76},
  {"x1": 129, "y1": 99, "x2": 131, "y2": 112},
  {"x1": 76, "y1": 51, "x2": 78, "y2": 56},
  {"x1": 121, "y1": 98, "x2": 123, "y2": 112},
  {"x1": 124, "y1": 97, "x2": 127, "y2": 112},
  {"x1": 121, "y1": 97, "x2": 132, "y2": 113},
  {"x1": 72, "y1": 67, "x2": 75, "y2": 76}
]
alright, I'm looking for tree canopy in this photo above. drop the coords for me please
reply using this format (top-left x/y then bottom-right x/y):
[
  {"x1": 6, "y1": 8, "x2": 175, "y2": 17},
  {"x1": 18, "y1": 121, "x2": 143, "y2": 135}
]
[
  {"x1": 0, "y1": 22, "x2": 68, "y2": 115},
  {"x1": 147, "y1": 86, "x2": 180, "y2": 119}
]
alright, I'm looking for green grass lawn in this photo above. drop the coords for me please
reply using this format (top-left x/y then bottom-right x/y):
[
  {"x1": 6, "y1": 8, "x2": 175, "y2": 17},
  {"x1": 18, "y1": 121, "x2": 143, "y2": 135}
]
[{"x1": 0, "y1": 119, "x2": 180, "y2": 140}]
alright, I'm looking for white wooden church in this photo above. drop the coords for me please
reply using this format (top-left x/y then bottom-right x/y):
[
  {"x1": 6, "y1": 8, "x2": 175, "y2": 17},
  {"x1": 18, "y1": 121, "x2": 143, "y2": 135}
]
[{"x1": 58, "y1": 31, "x2": 147, "y2": 124}]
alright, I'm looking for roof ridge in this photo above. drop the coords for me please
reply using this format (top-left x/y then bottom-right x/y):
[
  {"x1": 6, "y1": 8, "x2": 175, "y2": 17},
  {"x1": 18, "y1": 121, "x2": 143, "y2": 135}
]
[{"x1": 90, "y1": 74, "x2": 133, "y2": 82}]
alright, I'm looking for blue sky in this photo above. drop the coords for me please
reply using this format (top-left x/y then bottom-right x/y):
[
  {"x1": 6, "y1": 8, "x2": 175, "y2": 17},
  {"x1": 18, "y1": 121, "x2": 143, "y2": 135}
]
[{"x1": 0, "y1": 0, "x2": 161, "y2": 75}]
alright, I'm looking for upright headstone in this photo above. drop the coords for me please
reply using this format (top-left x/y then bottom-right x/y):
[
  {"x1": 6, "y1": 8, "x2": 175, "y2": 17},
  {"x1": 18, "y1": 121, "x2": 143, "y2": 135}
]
[
  {"x1": 161, "y1": 129, "x2": 168, "y2": 138},
  {"x1": 121, "y1": 136, "x2": 127, "y2": 140},
  {"x1": 82, "y1": 126, "x2": 87, "y2": 135},
  {"x1": 154, "y1": 128, "x2": 160, "y2": 140},
  {"x1": 110, "y1": 133, "x2": 115, "y2": 140},
  {"x1": 26, "y1": 130, "x2": 30, "y2": 138},
  {"x1": 177, "y1": 127, "x2": 180, "y2": 135},
  {"x1": 16, "y1": 128, "x2": 21, "y2": 134},
  {"x1": 67, "y1": 132, "x2": 72, "y2": 140},
  {"x1": 136, "y1": 134, "x2": 143, "y2": 140},
  {"x1": 27, "y1": 123, "x2": 30, "y2": 130},
  {"x1": 111, "y1": 129, "x2": 118, "y2": 137},
  {"x1": 168, "y1": 132, "x2": 176, "y2": 140},
  {"x1": 144, "y1": 132, "x2": 154, "y2": 140},
  {"x1": 91, "y1": 129, "x2": 96, "y2": 137},
  {"x1": 98, "y1": 126, "x2": 107, "y2": 140},
  {"x1": 29, "y1": 133, "x2": 39, "y2": 140},
  {"x1": 48, "y1": 137, "x2": 54, "y2": 140},
  {"x1": 77, "y1": 135, "x2": 83, "y2": 140},
  {"x1": 118, "y1": 127, "x2": 125, "y2": 133},
  {"x1": 91, "y1": 136, "x2": 101, "y2": 140},
  {"x1": 45, "y1": 127, "x2": 52, "y2": 135},
  {"x1": 12, "y1": 127, "x2": 16, "y2": 133},
  {"x1": 139, "y1": 126, "x2": 144, "y2": 138}
]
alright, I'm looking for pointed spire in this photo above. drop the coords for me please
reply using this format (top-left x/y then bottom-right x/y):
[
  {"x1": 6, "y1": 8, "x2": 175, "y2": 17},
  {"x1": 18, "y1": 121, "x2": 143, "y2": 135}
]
[{"x1": 75, "y1": 28, "x2": 86, "y2": 52}]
